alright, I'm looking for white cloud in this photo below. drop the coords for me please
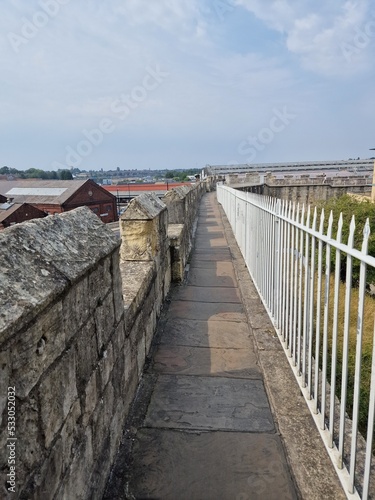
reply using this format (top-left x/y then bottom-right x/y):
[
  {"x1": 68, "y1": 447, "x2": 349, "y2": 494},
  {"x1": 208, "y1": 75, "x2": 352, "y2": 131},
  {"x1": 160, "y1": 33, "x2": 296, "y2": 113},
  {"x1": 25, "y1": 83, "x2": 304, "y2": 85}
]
[
  {"x1": 0, "y1": 0, "x2": 374, "y2": 169},
  {"x1": 113, "y1": 0, "x2": 207, "y2": 39},
  {"x1": 234, "y1": 0, "x2": 373, "y2": 75}
]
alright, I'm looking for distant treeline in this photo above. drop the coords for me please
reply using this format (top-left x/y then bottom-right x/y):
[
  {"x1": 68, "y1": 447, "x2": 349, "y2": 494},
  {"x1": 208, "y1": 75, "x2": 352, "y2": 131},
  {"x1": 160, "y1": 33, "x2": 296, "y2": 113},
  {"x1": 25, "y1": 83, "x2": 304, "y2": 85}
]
[
  {"x1": 1, "y1": 166, "x2": 201, "y2": 181},
  {"x1": 163, "y1": 168, "x2": 200, "y2": 181},
  {"x1": 1, "y1": 166, "x2": 73, "y2": 180}
]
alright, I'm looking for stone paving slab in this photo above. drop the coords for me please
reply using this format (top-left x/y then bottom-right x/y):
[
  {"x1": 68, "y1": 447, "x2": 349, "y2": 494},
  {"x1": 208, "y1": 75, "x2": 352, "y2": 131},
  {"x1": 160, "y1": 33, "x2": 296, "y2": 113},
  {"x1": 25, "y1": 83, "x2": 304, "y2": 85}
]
[
  {"x1": 196, "y1": 220, "x2": 221, "y2": 226},
  {"x1": 195, "y1": 228, "x2": 226, "y2": 236},
  {"x1": 167, "y1": 300, "x2": 247, "y2": 322},
  {"x1": 145, "y1": 374, "x2": 274, "y2": 432},
  {"x1": 194, "y1": 237, "x2": 228, "y2": 248},
  {"x1": 127, "y1": 429, "x2": 297, "y2": 500},
  {"x1": 173, "y1": 285, "x2": 242, "y2": 303},
  {"x1": 153, "y1": 345, "x2": 261, "y2": 378},
  {"x1": 187, "y1": 266, "x2": 237, "y2": 287},
  {"x1": 188, "y1": 260, "x2": 235, "y2": 271},
  {"x1": 159, "y1": 318, "x2": 252, "y2": 348},
  {"x1": 190, "y1": 251, "x2": 232, "y2": 262}
]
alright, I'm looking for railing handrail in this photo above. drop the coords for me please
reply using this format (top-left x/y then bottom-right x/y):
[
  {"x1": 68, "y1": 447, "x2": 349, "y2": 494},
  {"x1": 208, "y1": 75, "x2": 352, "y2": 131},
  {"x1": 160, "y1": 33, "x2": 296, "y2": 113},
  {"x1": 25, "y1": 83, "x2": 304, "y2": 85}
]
[{"x1": 217, "y1": 184, "x2": 375, "y2": 500}]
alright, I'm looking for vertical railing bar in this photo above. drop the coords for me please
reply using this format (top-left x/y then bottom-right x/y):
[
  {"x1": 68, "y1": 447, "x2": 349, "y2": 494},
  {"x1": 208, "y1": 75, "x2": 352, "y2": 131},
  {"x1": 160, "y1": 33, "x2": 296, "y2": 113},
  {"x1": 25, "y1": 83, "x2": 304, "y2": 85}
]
[
  {"x1": 308, "y1": 207, "x2": 317, "y2": 398},
  {"x1": 321, "y1": 212, "x2": 333, "y2": 430},
  {"x1": 362, "y1": 319, "x2": 375, "y2": 500},
  {"x1": 293, "y1": 205, "x2": 300, "y2": 366},
  {"x1": 329, "y1": 214, "x2": 343, "y2": 447},
  {"x1": 265, "y1": 206, "x2": 270, "y2": 303},
  {"x1": 302, "y1": 206, "x2": 311, "y2": 388},
  {"x1": 285, "y1": 203, "x2": 292, "y2": 350},
  {"x1": 276, "y1": 199, "x2": 282, "y2": 330},
  {"x1": 269, "y1": 200, "x2": 276, "y2": 315},
  {"x1": 289, "y1": 202, "x2": 296, "y2": 356},
  {"x1": 349, "y1": 219, "x2": 370, "y2": 491},
  {"x1": 281, "y1": 204, "x2": 289, "y2": 342},
  {"x1": 339, "y1": 216, "x2": 356, "y2": 471},
  {"x1": 297, "y1": 205, "x2": 306, "y2": 375},
  {"x1": 314, "y1": 209, "x2": 325, "y2": 415}
]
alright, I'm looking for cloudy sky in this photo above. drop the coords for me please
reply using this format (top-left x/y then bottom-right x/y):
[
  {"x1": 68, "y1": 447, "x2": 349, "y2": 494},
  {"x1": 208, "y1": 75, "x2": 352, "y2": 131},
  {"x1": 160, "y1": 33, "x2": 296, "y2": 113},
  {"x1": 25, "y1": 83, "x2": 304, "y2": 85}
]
[{"x1": 1, "y1": 0, "x2": 374, "y2": 171}]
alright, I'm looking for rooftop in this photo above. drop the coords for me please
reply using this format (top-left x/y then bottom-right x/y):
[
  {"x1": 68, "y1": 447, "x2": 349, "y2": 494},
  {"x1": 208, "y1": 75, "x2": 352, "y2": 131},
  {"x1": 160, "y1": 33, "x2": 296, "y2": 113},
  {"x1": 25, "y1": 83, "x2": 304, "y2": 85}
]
[{"x1": 0, "y1": 179, "x2": 88, "y2": 205}]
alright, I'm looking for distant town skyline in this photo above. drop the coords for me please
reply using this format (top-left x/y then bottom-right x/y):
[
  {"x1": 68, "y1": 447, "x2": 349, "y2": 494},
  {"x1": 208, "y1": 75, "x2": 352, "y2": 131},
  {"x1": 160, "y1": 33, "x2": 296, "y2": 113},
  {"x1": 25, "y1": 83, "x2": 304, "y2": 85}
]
[{"x1": 1, "y1": 1, "x2": 374, "y2": 171}]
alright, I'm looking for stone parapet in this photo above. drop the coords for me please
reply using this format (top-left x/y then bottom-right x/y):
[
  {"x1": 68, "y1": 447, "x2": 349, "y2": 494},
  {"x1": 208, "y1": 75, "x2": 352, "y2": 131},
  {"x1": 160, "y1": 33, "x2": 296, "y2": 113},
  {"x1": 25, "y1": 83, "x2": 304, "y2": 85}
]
[
  {"x1": 120, "y1": 193, "x2": 168, "y2": 263},
  {"x1": 164, "y1": 182, "x2": 205, "y2": 281},
  {"x1": 0, "y1": 208, "x2": 124, "y2": 499},
  {"x1": 0, "y1": 182, "x2": 205, "y2": 499}
]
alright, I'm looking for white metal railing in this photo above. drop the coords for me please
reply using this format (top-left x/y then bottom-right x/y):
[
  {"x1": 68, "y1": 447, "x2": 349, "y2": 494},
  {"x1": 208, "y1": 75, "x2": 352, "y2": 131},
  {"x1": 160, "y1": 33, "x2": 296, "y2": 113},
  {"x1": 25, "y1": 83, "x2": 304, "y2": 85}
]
[{"x1": 217, "y1": 184, "x2": 375, "y2": 499}]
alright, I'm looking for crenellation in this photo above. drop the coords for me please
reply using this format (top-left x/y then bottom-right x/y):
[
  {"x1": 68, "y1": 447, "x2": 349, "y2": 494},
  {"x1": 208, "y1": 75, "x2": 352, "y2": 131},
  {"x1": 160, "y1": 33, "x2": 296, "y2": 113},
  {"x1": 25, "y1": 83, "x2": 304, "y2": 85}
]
[{"x1": 0, "y1": 182, "x2": 205, "y2": 499}]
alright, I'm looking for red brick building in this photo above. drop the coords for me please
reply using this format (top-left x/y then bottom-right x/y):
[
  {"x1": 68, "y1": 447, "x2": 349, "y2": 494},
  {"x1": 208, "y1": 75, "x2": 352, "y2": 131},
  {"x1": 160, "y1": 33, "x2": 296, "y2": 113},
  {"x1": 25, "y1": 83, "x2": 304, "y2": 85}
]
[
  {"x1": 0, "y1": 202, "x2": 47, "y2": 230},
  {"x1": 0, "y1": 179, "x2": 118, "y2": 223}
]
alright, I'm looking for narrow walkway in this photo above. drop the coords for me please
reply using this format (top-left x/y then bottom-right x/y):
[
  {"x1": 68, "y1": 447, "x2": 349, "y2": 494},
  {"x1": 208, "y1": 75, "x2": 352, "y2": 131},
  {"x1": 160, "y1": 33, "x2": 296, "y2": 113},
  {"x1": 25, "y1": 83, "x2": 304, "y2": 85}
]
[{"x1": 105, "y1": 192, "x2": 298, "y2": 499}]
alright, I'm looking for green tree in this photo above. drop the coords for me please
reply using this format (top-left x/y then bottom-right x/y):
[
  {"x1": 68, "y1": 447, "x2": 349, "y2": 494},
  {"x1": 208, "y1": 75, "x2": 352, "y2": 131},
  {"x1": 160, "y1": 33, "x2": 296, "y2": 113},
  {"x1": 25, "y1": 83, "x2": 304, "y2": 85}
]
[
  {"x1": 318, "y1": 195, "x2": 375, "y2": 286},
  {"x1": 59, "y1": 170, "x2": 73, "y2": 180},
  {"x1": 165, "y1": 171, "x2": 176, "y2": 179}
]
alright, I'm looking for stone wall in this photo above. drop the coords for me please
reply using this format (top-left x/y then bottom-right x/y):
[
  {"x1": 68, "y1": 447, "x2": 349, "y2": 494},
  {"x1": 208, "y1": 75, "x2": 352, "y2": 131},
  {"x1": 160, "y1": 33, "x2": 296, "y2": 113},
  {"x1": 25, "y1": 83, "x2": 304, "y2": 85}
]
[
  {"x1": 0, "y1": 182, "x2": 205, "y2": 499},
  {"x1": 0, "y1": 208, "x2": 123, "y2": 499},
  {"x1": 239, "y1": 173, "x2": 370, "y2": 205},
  {"x1": 163, "y1": 183, "x2": 206, "y2": 281}
]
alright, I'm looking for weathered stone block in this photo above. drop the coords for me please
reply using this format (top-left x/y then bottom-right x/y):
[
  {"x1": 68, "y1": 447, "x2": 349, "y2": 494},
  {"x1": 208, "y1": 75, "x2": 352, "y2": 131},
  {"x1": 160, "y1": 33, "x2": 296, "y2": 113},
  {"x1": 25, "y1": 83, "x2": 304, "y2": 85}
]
[
  {"x1": 82, "y1": 370, "x2": 98, "y2": 428},
  {"x1": 27, "y1": 436, "x2": 63, "y2": 500},
  {"x1": 124, "y1": 338, "x2": 134, "y2": 384},
  {"x1": 39, "y1": 350, "x2": 78, "y2": 448},
  {"x1": 91, "y1": 382, "x2": 114, "y2": 459},
  {"x1": 75, "y1": 317, "x2": 98, "y2": 394},
  {"x1": 111, "y1": 351, "x2": 126, "y2": 402},
  {"x1": 145, "y1": 309, "x2": 157, "y2": 354},
  {"x1": 19, "y1": 207, "x2": 120, "y2": 282},
  {"x1": 163, "y1": 190, "x2": 186, "y2": 224},
  {"x1": 11, "y1": 302, "x2": 65, "y2": 399},
  {"x1": 0, "y1": 232, "x2": 68, "y2": 344},
  {"x1": 112, "y1": 319, "x2": 126, "y2": 360},
  {"x1": 136, "y1": 334, "x2": 146, "y2": 378},
  {"x1": 98, "y1": 342, "x2": 114, "y2": 392},
  {"x1": 111, "y1": 250, "x2": 124, "y2": 324},
  {"x1": 120, "y1": 193, "x2": 168, "y2": 262},
  {"x1": 121, "y1": 261, "x2": 154, "y2": 331},
  {"x1": 88, "y1": 257, "x2": 112, "y2": 312},
  {"x1": 58, "y1": 427, "x2": 93, "y2": 500},
  {"x1": 16, "y1": 396, "x2": 43, "y2": 474},
  {"x1": 0, "y1": 350, "x2": 10, "y2": 426},
  {"x1": 95, "y1": 292, "x2": 115, "y2": 352},
  {"x1": 63, "y1": 276, "x2": 90, "y2": 343},
  {"x1": 60, "y1": 398, "x2": 81, "y2": 472},
  {"x1": 87, "y1": 434, "x2": 111, "y2": 498},
  {"x1": 109, "y1": 400, "x2": 124, "y2": 462}
]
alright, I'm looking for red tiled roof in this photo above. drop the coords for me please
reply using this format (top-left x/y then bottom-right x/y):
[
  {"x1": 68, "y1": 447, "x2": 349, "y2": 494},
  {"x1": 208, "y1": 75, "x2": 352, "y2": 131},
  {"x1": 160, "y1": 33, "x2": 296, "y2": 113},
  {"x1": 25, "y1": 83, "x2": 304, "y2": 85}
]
[{"x1": 102, "y1": 182, "x2": 192, "y2": 193}]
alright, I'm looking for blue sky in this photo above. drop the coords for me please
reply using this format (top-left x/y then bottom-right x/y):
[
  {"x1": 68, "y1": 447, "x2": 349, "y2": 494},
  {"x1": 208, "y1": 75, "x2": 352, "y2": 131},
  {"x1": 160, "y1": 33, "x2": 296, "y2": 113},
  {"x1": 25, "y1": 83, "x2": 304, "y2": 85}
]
[{"x1": 1, "y1": 0, "x2": 374, "y2": 171}]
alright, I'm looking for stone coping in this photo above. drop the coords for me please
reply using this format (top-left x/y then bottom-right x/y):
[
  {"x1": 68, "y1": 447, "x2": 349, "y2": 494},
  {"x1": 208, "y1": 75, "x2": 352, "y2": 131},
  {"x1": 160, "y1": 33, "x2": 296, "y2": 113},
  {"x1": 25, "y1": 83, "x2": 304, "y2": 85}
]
[{"x1": 0, "y1": 207, "x2": 120, "y2": 344}]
